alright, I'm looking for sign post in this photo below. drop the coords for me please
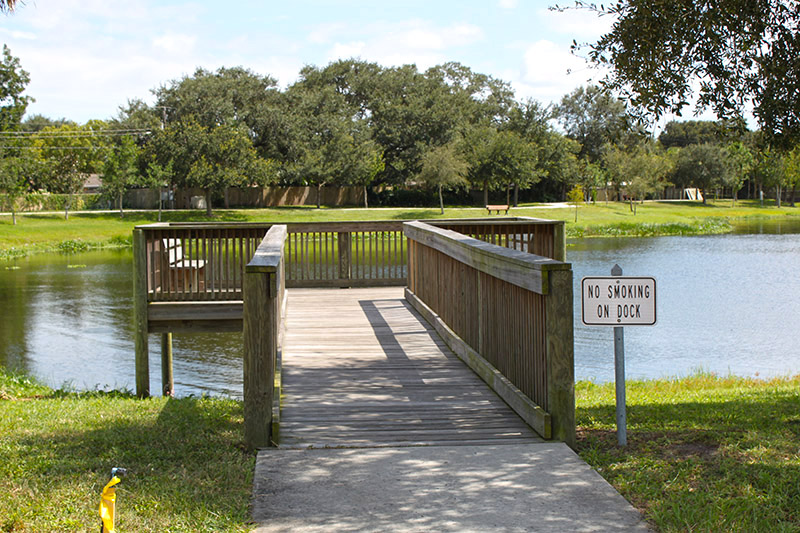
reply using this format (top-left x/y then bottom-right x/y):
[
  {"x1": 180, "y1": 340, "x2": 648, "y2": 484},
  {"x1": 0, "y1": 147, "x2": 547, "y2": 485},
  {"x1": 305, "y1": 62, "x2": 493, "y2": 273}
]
[
  {"x1": 581, "y1": 265, "x2": 657, "y2": 446},
  {"x1": 611, "y1": 264, "x2": 626, "y2": 446}
]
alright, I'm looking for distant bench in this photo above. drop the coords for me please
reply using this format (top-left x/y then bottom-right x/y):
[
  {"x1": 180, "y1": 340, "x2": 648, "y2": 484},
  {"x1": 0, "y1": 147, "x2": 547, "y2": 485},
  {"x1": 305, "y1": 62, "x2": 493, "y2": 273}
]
[
  {"x1": 162, "y1": 238, "x2": 206, "y2": 292},
  {"x1": 486, "y1": 204, "x2": 510, "y2": 215}
]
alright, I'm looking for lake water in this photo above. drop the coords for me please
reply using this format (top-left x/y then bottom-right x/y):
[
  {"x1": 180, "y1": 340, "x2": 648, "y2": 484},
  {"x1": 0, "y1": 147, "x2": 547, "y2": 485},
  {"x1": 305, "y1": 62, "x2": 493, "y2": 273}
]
[{"x1": 2, "y1": 219, "x2": 799, "y2": 397}]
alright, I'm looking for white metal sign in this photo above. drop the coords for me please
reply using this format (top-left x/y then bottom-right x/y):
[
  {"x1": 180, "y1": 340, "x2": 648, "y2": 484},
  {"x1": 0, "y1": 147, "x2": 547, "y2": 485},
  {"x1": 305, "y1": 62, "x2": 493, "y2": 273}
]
[{"x1": 581, "y1": 276, "x2": 657, "y2": 326}]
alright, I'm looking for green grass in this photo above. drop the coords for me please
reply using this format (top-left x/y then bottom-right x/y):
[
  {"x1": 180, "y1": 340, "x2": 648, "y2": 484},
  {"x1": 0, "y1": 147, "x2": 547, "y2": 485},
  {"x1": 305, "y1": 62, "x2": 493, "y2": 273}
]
[
  {"x1": 0, "y1": 369, "x2": 253, "y2": 532},
  {"x1": 576, "y1": 373, "x2": 800, "y2": 532},
  {"x1": 3, "y1": 372, "x2": 800, "y2": 531},
  {"x1": 1, "y1": 200, "x2": 798, "y2": 260}
]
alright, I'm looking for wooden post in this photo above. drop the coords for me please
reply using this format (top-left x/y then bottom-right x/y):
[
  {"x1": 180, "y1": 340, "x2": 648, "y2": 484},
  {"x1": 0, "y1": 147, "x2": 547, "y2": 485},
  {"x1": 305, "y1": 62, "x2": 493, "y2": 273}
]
[
  {"x1": 552, "y1": 221, "x2": 566, "y2": 262},
  {"x1": 243, "y1": 270, "x2": 275, "y2": 449},
  {"x1": 133, "y1": 228, "x2": 150, "y2": 398},
  {"x1": 338, "y1": 231, "x2": 351, "y2": 287},
  {"x1": 161, "y1": 332, "x2": 173, "y2": 397},
  {"x1": 243, "y1": 225, "x2": 287, "y2": 450},
  {"x1": 544, "y1": 268, "x2": 576, "y2": 448}
]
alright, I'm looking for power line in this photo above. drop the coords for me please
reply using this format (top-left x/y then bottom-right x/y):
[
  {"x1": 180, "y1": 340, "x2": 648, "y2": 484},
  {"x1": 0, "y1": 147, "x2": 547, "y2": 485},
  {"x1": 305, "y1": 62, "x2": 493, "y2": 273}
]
[{"x1": 0, "y1": 129, "x2": 152, "y2": 138}]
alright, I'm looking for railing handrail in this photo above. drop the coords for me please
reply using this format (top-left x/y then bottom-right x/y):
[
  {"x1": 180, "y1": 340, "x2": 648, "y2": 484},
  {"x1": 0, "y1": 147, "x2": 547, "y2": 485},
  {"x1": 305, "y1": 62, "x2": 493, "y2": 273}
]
[
  {"x1": 247, "y1": 225, "x2": 288, "y2": 274},
  {"x1": 404, "y1": 221, "x2": 569, "y2": 295},
  {"x1": 134, "y1": 217, "x2": 553, "y2": 232}
]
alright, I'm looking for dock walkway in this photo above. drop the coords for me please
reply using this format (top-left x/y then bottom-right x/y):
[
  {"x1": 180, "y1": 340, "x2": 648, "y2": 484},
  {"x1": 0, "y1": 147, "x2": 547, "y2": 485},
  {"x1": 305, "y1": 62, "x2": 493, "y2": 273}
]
[
  {"x1": 252, "y1": 288, "x2": 650, "y2": 532},
  {"x1": 277, "y1": 287, "x2": 541, "y2": 449}
]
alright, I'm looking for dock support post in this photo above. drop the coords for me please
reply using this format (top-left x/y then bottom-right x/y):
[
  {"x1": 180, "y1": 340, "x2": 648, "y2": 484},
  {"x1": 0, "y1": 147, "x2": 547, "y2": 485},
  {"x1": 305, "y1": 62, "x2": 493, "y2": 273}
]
[
  {"x1": 545, "y1": 268, "x2": 576, "y2": 448},
  {"x1": 243, "y1": 270, "x2": 276, "y2": 449},
  {"x1": 133, "y1": 228, "x2": 150, "y2": 398},
  {"x1": 161, "y1": 333, "x2": 173, "y2": 397}
]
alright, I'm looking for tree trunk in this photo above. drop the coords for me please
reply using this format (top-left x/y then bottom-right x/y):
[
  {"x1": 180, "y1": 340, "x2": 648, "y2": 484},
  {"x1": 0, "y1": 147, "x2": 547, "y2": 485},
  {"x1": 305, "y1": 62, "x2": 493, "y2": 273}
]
[
  {"x1": 438, "y1": 184, "x2": 444, "y2": 215},
  {"x1": 119, "y1": 192, "x2": 124, "y2": 218},
  {"x1": 483, "y1": 181, "x2": 488, "y2": 206},
  {"x1": 363, "y1": 185, "x2": 368, "y2": 208},
  {"x1": 316, "y1": 184, "x2": 322, "y2": 209},
  {"x1": 11, "y1": 208, "x2": 16, "y2": 225},
  {"x1": 65, "y1": 194, "x2": 71, "y2": 221},
  {"x1": 791, "y1": 184, "x2": 797, "y2": 207},
  {"x1": 776, "y1": 184, "x2": 782, "y2": 208},
  {"x1": 224, "y1": 187, "x2": 230, "y2": 209},
  {"x1": 506, "y1": 184, "x2": 510, "y2": 208},
  {"x1": 514, "y1": 183, "x2": 519, "y2": 207},
  {"x1": 158, "y1": 187, "x2": 163, "y2": 222},
  {"x1": 205, "y1": 189, "x2": 213, "y2": 217}
]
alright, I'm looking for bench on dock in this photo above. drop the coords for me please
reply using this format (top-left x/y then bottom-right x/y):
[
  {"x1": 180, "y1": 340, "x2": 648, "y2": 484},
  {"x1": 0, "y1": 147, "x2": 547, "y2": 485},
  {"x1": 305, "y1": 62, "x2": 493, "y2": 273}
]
[
  {"x1": 162, "y1": 238, "x2": 206, "y2": 292},
  {"x1": 486, "y1": 204, "x2": 510, "y2": 215}
]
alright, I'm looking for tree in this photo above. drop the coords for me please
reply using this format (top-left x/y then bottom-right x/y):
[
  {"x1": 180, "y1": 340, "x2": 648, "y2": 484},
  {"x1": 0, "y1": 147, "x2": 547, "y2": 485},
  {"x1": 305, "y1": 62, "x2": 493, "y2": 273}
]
[
  {"x1": 149, "y1": 119, "x2": 274, "y2": 216},
  {"x1": 0, "y1": 45, "x2": 33, "y2": 132},
  {"x1": 1, "y1": 0, "x2": 17, "y2": 12},
  {"x1": 658, "y1": 120, "x2": 726, "y2": 148},
  {"x1": 555, "y1": 85, "x2": 633, "y2": 163},
  {"x1": 725, "y1": 142, "x2": 755, "y2": 206},
  {"x1": 102, "y1": 136, "x2": 139, "y2": 217},
  {"x1": 34, "y1": 122, "x2": 107, "y2": 219},
  {"x1": 153, "y1": 66, "x2": 285, "y2": 159},
  {"x1": 603, "y1": 143, "x2": 673, "y2": 213},
  {"x1": 566, "y1": 184, "x2": 583, "y2": 221},
  {"x1": 141, "y1": 160, "x2": 173, "y2": 222},
  {"x1": 463, "y1": 127, "x2": 537, "y2": 206},
  {"x1": 668, "y1": 143, "x2": 731, "y2": 204},
  {"x1": 417, "y1": 144, "x2": 469, "y2": 214},
  {"x1": 571, "y1": 0, "x2": 800, "y2": 148},
  {"x1": 0, "y1": 155, "x2": 39, "y2": 224},
  {"x1": 753, "y1": 148, "x2": 786, "y2": 207},
  {"x1": 347, "y1": 141, "x2": 385, "y2": 208},
  {"x1": 784, "y1": 146, "x2": 800, "y2": 208}
]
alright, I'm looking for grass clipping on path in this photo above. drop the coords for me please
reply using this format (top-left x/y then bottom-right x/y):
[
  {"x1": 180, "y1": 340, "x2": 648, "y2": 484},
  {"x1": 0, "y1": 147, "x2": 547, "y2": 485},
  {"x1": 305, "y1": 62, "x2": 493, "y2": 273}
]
[
  {"x1": 576, "y1": 374, "x2": 800, "y2": 532},
  {"x1": 0, "y1": 370, "x2": 253, "y2": 532}
]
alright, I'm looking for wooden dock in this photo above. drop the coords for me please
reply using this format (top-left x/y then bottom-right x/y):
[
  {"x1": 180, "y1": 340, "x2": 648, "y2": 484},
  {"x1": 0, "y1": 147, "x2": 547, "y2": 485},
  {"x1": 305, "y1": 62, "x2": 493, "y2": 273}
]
[{"x1": 277, "y1": 287, "x2": 542, "y2": 448}]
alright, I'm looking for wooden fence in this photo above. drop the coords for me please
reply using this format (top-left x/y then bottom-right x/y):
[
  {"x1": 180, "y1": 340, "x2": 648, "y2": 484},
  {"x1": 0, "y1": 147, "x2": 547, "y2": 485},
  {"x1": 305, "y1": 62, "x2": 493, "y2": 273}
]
[{"x1": 403, "y1": 220, "x2": 575, "y2": 446}]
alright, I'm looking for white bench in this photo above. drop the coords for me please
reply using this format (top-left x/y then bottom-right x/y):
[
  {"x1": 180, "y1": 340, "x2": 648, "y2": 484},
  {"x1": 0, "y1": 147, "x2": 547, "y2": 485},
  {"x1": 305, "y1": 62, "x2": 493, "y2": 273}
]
[{"x1": 162, "y1": 238, "x2": 206, "y2": 292}]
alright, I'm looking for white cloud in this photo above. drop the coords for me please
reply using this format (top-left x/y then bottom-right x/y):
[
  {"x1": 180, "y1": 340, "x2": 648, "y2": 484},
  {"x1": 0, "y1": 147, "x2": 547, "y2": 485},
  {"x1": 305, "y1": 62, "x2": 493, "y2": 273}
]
[
  {"x1": 499, "y1": 0, "x2": 518, "y2": 8},
  {"x1": 514, "y1": 39, "x2": 607, "y2": 105},
  {"x1": 152, "y1": 33, "x2": 198, "y2": 55},
  {"x1": 323, "y1": 20, "x2": 484, "y2": 70}
]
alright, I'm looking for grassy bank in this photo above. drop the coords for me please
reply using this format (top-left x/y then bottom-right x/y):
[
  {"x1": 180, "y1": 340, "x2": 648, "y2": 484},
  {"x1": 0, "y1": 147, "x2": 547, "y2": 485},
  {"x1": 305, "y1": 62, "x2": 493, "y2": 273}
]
[
  {"x1": 577, "y1": 374, "x2": 800, "y2": 532},
  {"x1": 4, "y1": 369, "x2": 798, "y2": 532},
  {"x1": 1, "y1": 200, "x2": 798, "y2": 260},
  {"x1": 0, "y1": 370, "x2": 253, "y2": 532}
]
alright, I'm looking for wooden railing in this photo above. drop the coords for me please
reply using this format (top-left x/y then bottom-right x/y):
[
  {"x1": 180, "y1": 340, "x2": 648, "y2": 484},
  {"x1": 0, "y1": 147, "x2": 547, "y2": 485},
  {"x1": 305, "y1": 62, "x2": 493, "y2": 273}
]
[
  {"x1": 284, "y1": 222, "x2": 406, "y2": 287},
  {"x1": 243, "y1": 225, "x2": 287, "y2": 449},
  {"x1": 136, "y1": 221, "x2": 408, "y2": 300},
  {"x1": 403, "y1": 220, "x2": 575, "y2": 446},
  {"x1": 431, "y1": 218, "x2": 566, "y2": 262}
]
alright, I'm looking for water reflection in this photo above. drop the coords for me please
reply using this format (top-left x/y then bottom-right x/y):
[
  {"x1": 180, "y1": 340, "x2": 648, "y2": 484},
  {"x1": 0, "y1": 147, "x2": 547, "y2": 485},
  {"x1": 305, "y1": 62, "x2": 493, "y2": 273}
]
[{"x1": 0, "y1": 250, "x2": 243, "y2": 397}]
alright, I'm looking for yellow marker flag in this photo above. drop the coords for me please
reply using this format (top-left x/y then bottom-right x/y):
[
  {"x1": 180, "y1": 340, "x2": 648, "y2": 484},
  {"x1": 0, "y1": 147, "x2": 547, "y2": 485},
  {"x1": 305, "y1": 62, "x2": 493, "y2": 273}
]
[{"x1": 99, "y1": 475, "x2": 122, "y2": 533}]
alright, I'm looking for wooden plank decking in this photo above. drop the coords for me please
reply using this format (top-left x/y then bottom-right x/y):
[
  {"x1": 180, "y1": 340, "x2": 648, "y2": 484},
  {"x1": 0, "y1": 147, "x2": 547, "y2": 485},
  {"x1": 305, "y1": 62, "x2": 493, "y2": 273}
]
[{"x1": 278, "y1": 287, "x2": 543, "y2": 448}]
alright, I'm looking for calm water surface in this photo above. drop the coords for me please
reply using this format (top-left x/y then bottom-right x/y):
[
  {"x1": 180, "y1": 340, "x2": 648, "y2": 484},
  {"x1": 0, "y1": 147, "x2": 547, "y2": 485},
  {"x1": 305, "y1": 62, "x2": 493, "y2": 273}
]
[{"x1": 1, "y1": 218, "x2": 799, "y2": 397}]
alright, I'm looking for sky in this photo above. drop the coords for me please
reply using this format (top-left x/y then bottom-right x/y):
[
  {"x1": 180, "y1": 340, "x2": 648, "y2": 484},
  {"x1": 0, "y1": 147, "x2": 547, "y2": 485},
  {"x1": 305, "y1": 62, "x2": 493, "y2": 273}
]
[{"x1": 0, "y1": 0, "x2": 620, "y2": 124}]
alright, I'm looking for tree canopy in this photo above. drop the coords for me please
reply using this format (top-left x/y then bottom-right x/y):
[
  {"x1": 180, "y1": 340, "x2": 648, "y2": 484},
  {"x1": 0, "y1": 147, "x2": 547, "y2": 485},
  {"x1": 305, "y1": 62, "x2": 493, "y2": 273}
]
[
  {"x1": 570, "y1": 0, "x2": 800, "y2": 148},
  {"x1": 0, "y1": 45, "x2": 33, "y2": 131}
]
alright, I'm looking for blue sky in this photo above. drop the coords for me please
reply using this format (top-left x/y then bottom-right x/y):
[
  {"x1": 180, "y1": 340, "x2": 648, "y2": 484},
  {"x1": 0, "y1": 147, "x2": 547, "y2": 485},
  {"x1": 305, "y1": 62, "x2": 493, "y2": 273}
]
[{"x1": 1, "y1": 0, "x2": 617, "y2": 124}]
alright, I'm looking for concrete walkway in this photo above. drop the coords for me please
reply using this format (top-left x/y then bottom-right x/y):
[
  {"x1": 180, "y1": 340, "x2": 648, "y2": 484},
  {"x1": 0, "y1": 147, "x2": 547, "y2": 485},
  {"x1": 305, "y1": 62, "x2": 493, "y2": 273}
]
[{"x1": 252, "y1": 443, "x2": 650, "y2": 532}]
